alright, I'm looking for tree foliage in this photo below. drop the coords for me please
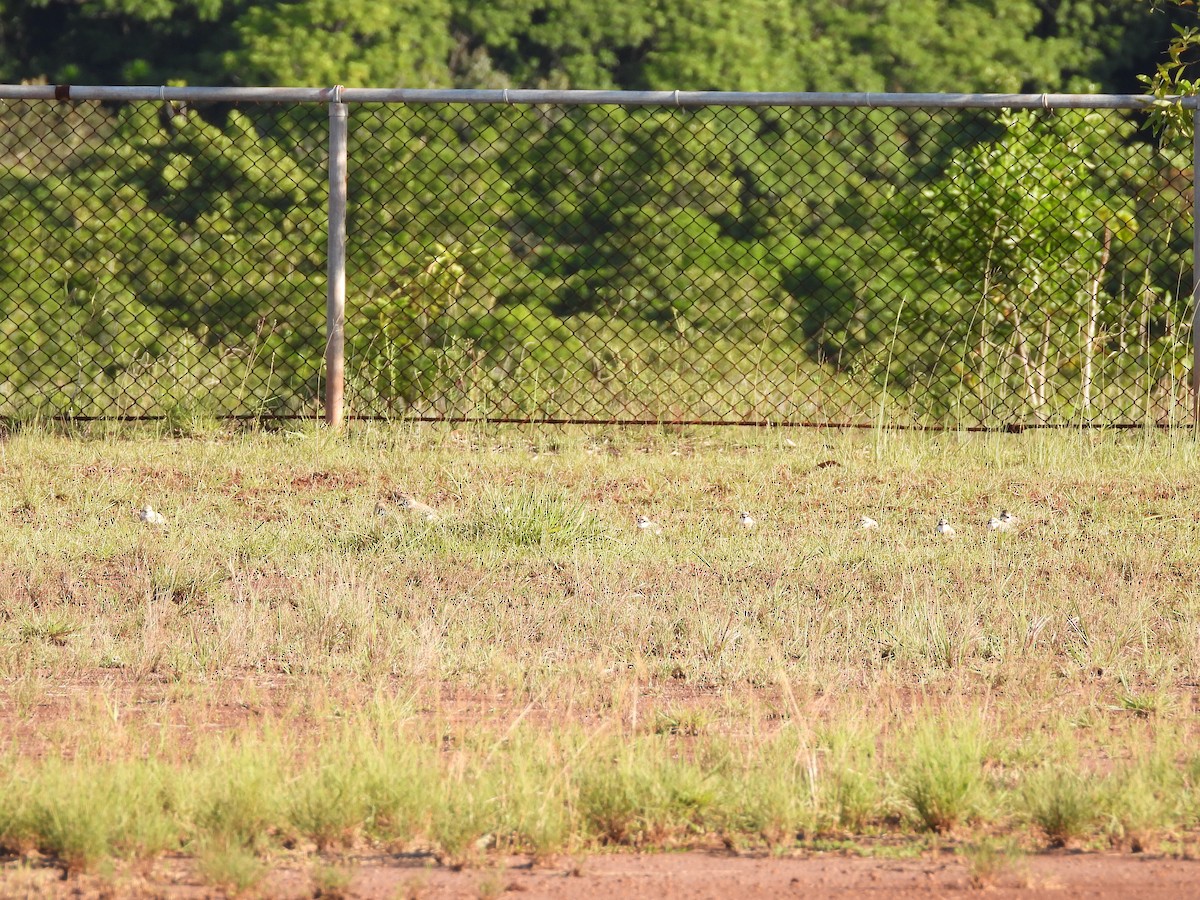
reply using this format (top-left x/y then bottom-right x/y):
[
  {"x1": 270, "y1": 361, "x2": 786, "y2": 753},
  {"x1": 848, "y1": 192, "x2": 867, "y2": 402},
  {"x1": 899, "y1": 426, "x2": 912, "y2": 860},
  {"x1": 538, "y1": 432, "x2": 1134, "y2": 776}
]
[
  {"x1": 889, "y1": 109, "x2": 1181, "y2": 418},
  {"x1": 227, "y1": 0, "x2": 454, "y2": 87},
  {"x1": 1138, "y1": 0, "x2": 1200, "y2": 140},
  {"x1": 0, "y1": 0, "x2": 1178, "y2": 93}
]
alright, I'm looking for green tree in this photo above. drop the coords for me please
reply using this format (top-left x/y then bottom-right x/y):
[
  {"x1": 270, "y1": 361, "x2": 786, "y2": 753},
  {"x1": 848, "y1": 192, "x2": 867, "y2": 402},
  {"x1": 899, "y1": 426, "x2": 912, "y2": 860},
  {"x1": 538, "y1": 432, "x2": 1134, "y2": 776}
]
[
  {"x1": 0, "y1": 0, "x2": 1183, "y2": 95},
  {"x1": 0, "y1": 100, "x2": 329, "y2": 416},
  {"x1": 638, "y1": 0, "x2": 860, "y2": 92},
  {"x1": 1139, "y1": 0, "x2": 1200, "y2": 139},
  {"x1": 448, "y1": 0, "x2": 1118, "y2": 93},
  {"x1": 227, "y1": 0, "x2": 453, "y2": 87},
  {"x1": 1039, "y1": 0, "x2": 1181, "y2": 93},
  {"x1": 889, "y1": 109, "x2": 1163, "y2": 420},
  {"x1": 449, "y1": 0, "x2": 655, "y2": 88},
  {"x1": 0, "y1": 0, "x2": 245, "y2": 84}
]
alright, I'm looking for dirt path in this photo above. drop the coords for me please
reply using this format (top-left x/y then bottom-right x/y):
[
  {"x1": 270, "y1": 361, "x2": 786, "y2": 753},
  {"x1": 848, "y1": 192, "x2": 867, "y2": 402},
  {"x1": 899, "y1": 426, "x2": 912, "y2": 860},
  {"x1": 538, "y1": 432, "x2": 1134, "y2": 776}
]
[
  {"x1": 6, "y1": 849, "x2": 1200, "y2": 898},
  {"x1": 332, "y1": 851, "x2": 1200, "y2": 899}
]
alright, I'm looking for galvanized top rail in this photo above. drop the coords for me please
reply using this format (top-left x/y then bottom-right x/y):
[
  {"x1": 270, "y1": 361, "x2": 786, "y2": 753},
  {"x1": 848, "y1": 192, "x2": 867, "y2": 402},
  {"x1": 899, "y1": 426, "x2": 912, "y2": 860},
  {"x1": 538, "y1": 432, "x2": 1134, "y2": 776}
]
[
  {"x1": 342, "y1": 89, "x2": 1183, "y2": 110},
  {"x1": 0, "y1": 83, "x2": 1191, "y2": 110},
  {"x1": 0, "y1": 85, "x2": 343, "y2": 103}
]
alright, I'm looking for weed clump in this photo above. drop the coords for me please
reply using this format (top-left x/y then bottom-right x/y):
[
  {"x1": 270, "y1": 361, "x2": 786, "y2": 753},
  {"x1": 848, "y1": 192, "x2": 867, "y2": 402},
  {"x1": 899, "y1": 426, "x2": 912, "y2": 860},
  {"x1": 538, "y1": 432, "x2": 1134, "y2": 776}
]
[{"x1": 900, "y1": 720, "x2": 986, "y2": 834}]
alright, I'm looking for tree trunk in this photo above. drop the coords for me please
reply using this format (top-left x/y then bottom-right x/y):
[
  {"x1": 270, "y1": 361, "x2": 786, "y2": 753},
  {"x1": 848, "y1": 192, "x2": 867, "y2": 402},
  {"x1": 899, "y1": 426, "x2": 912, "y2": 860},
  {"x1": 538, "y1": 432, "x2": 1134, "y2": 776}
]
[
  {"x1": 1082, "y1": 225, "x2": 1113, "y2": 410},
  {"x1": 1011, "y1": 273, "x2": 1047, "y2": 413},
  {"x1": 977, "y1": 223, "x2": 999, "y2": 406},
  {"x1": 1036, "y1": 316, "x2": 1051, "y2": 411},
  {"x1": 1010, "y1": 305, "x2": 1040, "y2": 411}
]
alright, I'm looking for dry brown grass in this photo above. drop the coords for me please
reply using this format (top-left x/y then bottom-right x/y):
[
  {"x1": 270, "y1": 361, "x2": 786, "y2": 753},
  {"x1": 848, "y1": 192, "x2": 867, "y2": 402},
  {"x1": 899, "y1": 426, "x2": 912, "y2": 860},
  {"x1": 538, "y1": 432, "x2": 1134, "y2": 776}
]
[{"x1": 0, "y1": 422, "x2": 1198, "y2": 873}]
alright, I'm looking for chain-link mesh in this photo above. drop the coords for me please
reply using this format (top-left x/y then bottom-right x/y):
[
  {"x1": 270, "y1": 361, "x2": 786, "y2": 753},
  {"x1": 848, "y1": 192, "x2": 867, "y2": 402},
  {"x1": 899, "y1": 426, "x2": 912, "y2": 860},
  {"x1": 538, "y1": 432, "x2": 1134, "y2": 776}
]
[
  {"x1": 0, "y1": 94, "x2": 1193, "y2": 426},
  {"x1": 347, "y1": 102, "x2": 1194, "y2": 427},
  {"x1": 0, "y1": 98, "x2": 328, "y2": 420}
]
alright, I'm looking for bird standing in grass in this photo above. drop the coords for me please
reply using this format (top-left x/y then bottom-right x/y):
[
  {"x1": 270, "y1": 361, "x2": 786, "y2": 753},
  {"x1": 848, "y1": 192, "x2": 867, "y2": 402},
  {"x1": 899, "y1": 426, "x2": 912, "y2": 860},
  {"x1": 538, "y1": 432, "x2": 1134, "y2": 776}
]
[
  {"x1": 859, "y1": 516, "x2": 879, "y2": 531},
  {"x1": 393, "y1": 491, "x2": 438, "y2": 521},
  {"x1": 738, "y1": 511, "x2": 756, "y2": 529},
  {"x1": 636, "y1": 514, "x2": 663, "y2": 536},
  {"x1": 987, "y1": 510, "x2": 1016, "y2": 532},
  {"x1": 137, "y1": 505, "x2": 167, "y2": 526},
  {"x1": 935, "y1": 517, "x2": 955, "y2": 536}
]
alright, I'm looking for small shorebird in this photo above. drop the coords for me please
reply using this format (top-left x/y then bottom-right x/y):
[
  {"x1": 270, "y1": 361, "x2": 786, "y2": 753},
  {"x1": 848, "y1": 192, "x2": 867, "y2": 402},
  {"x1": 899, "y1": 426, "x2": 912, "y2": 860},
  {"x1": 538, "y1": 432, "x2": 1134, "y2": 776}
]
[
  {"x1": 393, "y1": 491, "x2": 438, "y2": 521},
  {"x1": 635, "y1": 514, "x2": 663, "y2": 536},
  {"x1": 137, "y1": 505, "x2": 167, "y2": 526},
  {"x1": 935, "y1": 517, "x2": 955, "y2": 536},
  {"x1": 987, "y1": 510, "x2": 1016, "y2": 532},
  {"x1": 738, "y1": 511, "x2": 756, "y2": 529},
  {"x1": 859, "y1": 516, "x2": 879, "y2": 531}
]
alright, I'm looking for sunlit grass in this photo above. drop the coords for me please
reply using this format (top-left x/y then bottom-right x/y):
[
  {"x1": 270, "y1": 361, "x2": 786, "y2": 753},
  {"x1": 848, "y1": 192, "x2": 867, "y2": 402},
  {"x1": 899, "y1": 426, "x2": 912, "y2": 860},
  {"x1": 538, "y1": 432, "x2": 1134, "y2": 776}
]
[{"x1": 1, "y1": 421, "x2": 1199, "y2": 876}]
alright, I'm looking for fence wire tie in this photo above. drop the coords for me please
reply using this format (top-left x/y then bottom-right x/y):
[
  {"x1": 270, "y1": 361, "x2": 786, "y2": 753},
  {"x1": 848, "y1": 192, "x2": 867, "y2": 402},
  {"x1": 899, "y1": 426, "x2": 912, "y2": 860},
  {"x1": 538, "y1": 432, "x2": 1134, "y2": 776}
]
[
  {"x1": 503, "y1": 89, "x2": 511, "y2": 106},
  {"x1": 1041, "y1": 93, "x2": 1050, "y2": 110},
  {"x1": 673, "y1": 90, "x2": 680, "y2": 108}
]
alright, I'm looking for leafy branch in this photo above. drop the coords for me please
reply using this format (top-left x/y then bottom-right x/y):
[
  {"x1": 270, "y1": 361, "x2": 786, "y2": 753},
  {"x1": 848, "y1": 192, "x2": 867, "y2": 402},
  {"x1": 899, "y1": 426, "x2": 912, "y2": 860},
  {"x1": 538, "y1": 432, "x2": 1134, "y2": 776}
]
[{"x1": 1138, "y1": 2, "x2": 1200, "y2": 140}]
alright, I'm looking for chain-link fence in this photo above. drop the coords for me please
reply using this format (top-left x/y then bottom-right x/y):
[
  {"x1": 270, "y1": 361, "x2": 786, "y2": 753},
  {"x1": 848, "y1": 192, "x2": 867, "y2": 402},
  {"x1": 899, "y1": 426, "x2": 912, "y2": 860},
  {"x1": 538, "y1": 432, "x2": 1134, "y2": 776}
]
[
  {"x1": 0, "y1": 93, "x2": 329, "y2": 420},
  {"x1": 1, "y1": 86, "x2": 1194, "y2": 427}
]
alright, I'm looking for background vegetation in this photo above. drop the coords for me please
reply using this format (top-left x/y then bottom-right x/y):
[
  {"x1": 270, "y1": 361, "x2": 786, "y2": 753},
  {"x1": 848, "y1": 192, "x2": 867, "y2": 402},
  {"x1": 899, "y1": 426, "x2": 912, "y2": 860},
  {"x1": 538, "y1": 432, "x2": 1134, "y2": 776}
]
[
  {"x1": 0, "y1": 0, "x2": 1184, "y2": 95},
  {"x1": 0, "y1": 1, "x2": 1196, "y2": 424}
]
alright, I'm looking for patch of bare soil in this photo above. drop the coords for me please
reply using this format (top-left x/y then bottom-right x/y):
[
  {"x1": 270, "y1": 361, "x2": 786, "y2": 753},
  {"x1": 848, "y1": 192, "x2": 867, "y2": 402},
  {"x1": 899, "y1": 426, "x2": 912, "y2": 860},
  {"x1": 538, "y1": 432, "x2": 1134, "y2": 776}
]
[
  {"x1": 4, "y1": 669, "x2": 1199, "y2": 764},
  {"x1": 5, "y1": 849, "x2": 1200, "y2": 899},
  {"x1": 0, "y1": 669, "x2": 794, "y2": 759}
]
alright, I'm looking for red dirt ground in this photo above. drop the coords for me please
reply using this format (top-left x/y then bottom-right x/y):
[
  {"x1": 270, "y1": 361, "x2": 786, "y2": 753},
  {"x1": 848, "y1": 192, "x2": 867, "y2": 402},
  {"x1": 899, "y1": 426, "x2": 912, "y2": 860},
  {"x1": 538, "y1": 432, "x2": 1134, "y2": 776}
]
[
  {"x1": 5, "y1": 848, "x2": 1200, "y2": 898},
  {"x1": 303, "y1": 850, "x2": 1200, "y2": 899}
]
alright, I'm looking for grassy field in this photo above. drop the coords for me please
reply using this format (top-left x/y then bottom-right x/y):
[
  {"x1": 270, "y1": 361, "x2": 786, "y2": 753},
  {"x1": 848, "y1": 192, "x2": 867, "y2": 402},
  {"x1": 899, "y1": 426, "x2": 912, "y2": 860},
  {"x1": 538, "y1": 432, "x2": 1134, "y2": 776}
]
[{"x1": 1, "y1": 420, "x2": 1200, "y2": 893}]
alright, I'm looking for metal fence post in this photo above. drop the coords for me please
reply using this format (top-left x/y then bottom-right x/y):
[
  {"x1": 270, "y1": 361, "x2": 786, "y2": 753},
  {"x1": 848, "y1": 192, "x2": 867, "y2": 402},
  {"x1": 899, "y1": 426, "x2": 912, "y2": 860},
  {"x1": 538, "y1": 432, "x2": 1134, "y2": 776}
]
[
  {"x1": 326, "y1": 86, "x2": 348, "y2": 427},
  {"x1": 1192, "y1": 106, "x2": 1200, "y2": 425}
]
